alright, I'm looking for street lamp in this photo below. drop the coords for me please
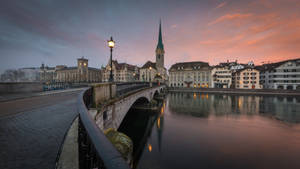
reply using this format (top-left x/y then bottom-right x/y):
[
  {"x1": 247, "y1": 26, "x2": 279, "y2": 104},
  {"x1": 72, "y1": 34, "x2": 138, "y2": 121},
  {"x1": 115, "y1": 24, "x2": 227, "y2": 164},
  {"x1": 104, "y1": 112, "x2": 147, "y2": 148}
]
[
  {"x1": 108, "y1": 36, "x2": 115, "y2": 82},
  {"x1": 149, "y1": 66, "x2": 152, "y2": 82}
]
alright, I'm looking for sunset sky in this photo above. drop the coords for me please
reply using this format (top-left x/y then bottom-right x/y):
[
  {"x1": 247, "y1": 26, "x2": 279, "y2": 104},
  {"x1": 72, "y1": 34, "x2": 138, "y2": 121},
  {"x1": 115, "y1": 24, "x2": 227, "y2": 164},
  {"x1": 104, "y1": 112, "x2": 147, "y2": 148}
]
[{"x1": 0, "y1": 0, "x2": 300, "y2": 73}]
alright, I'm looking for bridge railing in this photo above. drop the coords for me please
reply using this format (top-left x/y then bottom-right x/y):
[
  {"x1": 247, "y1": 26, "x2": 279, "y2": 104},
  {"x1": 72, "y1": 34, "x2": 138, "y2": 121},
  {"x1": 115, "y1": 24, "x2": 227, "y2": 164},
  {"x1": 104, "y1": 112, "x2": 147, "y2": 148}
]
[
  {"x1": 116, "y1": 82, "x2": 149, "y2": 96},
  {"x1": 77, "y1": 82, "x2": 165, "y2": 169},
  {"x1": 78, "y1": 87, "x2": 131, "y2": 169}
]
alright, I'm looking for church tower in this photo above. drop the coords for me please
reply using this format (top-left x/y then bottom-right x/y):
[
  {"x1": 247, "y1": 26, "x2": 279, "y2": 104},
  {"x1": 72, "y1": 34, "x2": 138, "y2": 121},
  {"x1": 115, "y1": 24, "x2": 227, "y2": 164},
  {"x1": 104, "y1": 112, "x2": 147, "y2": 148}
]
[
  {"x1": 77, "y1": 57, "x2": 88, "y2": 82},
  {"x1": 156, "y1": 20, "x2": 164, "y2": 68}
]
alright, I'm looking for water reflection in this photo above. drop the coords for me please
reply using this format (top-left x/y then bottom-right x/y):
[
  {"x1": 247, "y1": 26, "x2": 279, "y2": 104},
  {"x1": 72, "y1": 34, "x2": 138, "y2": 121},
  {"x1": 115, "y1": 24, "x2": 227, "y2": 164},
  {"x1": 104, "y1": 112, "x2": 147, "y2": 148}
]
[
  {"x1": 120, "y1": 93, "x2": 300, "y2": 169},
  {"x1": 168, "y1": 92, "x2": 300, "y2": 123},
  {"x1": 118, "y1": 102, "x2": 165, "y2": 169},
  {"x1": 156, "y1": 101, "x2": 165, "y2": 152}
]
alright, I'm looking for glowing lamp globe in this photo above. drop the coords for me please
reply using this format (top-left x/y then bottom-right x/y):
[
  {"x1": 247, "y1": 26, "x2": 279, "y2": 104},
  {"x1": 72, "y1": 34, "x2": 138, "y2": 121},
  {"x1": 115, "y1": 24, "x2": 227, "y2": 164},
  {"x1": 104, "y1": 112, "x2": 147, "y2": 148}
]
[{"x1": 108, "y1": 37, "x2": 115, "y2": 48}]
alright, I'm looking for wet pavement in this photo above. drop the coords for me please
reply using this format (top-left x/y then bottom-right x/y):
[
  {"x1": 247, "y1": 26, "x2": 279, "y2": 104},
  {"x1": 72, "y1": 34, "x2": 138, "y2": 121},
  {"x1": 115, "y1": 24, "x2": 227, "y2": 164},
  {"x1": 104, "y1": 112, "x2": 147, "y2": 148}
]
[{"x1": 0, "y1": 90, "x2": 82, "y2": 169}]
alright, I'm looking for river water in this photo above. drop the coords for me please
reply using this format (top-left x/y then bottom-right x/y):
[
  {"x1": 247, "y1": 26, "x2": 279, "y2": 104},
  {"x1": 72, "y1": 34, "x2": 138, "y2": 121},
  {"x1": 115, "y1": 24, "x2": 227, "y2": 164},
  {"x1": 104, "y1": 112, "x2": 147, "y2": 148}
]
[{"x1": 120, "y1": 92, "x2": 300, "y2": 169}]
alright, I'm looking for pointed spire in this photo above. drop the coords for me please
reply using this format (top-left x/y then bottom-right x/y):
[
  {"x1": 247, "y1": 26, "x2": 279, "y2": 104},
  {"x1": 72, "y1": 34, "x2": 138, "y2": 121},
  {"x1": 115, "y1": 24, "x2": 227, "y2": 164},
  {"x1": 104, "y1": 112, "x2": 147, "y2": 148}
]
[{"x1": 157, "y1": 19, "x2": 164, "y2": 50}]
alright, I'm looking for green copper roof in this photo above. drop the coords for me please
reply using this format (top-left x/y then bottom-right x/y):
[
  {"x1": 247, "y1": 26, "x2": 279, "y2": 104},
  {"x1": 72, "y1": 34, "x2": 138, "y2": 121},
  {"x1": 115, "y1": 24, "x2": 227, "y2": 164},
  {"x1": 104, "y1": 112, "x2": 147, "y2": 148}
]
[{"x1": 156, "y1": 20, "x2": 164, "y2": 50}]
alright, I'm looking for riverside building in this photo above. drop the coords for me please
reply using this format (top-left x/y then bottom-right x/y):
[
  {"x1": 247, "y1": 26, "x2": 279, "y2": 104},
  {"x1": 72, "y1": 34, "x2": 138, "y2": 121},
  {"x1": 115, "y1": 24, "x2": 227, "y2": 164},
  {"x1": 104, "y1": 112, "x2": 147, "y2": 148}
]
[
  {"x1": 102, "y1": 60, "x2": 139, "y2": 82},
  {"x1": 55, "y1": 57, "x2": 101, "y2": 83},
  {"x1": 232, "y1": 68, "x2": 261, "y2": 89},
  {"x1": 40, "y1": 57, "x2": 101, "y2": 83},
  {"x1": 257, "y1": 58, "x2": 300, "y2": 90},
  {"x1": 169, "y1": 61, "x2": 211, "y2": 88},
  {"x1": 211, "y1": 65, "x2": 232, "y2": 88}
]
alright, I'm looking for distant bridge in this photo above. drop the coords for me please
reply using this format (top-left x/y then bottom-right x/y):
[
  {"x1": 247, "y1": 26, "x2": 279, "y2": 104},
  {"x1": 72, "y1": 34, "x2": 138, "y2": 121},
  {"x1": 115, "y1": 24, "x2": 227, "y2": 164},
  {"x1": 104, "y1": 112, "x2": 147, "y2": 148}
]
[{"x1": 77, "y1": 82, "x2": 166, "y2": 169}]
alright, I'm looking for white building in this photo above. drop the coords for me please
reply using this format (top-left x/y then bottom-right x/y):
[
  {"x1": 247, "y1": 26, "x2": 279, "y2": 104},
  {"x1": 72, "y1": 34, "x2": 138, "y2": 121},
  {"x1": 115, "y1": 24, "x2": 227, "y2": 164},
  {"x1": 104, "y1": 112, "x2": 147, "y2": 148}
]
[
  {"x1": 258, "y1": 58, "x2": 300, "y2": 90},
  {"x1": 169, "y1": 61, "x2": 211, "y2": 88},
  {"x1": 211, "y1": 66, "x2": 232, "y2": 88}
]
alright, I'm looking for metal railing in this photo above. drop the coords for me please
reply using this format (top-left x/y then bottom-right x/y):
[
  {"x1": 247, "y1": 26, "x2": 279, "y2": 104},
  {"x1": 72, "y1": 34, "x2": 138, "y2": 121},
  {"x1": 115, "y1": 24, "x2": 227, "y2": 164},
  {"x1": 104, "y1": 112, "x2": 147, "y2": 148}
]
[
  {"x1": 116, "y1": 82, "x2": 149, "y2": 96},
  {"x1": 78, "y1": 87, "x2": 131, "y2": 169}
]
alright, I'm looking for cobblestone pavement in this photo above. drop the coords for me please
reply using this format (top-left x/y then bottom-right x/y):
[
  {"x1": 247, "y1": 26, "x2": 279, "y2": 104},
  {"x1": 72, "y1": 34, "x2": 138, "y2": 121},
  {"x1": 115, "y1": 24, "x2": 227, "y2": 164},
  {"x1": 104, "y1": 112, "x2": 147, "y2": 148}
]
[{"x1": 0, "y1": 90, "x2": 82, "y2": 169}]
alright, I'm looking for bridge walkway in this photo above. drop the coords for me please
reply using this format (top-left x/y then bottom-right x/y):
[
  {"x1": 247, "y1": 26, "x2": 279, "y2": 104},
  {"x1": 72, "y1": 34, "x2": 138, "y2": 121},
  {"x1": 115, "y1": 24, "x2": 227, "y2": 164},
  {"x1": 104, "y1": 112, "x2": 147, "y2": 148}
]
[{"x1": 0, "y1": 90, "x2": 82, "y2": 169}]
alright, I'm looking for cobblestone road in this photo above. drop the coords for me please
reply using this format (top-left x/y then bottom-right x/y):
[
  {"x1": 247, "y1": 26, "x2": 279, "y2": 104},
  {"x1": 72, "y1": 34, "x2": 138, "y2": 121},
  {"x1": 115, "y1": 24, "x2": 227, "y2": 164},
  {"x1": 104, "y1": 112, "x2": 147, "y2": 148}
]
[{"x1": 0, "y1": 90, "x2": 82, "y2": 169}]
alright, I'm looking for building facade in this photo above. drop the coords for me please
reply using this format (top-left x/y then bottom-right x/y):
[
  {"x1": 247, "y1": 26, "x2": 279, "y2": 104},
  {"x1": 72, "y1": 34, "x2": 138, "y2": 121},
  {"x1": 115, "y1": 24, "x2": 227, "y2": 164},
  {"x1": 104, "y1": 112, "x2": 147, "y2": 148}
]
[
  {"x1": 258, "y1": 59, "x2": 300, "y2": 90},
  {"x1": 102, "y1": 60, "x2": 139, "y2": 82},
  {"x1": 169, "y1": 62, "x2": 211, "y2": 88},
  {"x1": 140, "y1": 61, "x2": 157, "y2": 82},
  {"x1": 55, "y1": 57, "x2": 101, "y2": 83},
  {"x1": 40, "y1": 64, "x2": 56, "y2": 82},
  {"x1": 211, "y1": 66, "x2": 232, "y2": 88},
  {"x1": 232, "y1": 68, "x2": 261, "y2": 89}
]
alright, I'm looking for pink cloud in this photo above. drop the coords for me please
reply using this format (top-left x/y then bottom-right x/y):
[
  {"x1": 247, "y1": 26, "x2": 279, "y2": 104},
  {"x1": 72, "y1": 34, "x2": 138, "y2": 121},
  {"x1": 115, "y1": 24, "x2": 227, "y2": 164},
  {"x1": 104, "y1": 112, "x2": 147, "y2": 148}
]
[
  {"x1": 215, "y1": 2, "x2": 227, "y2": 9},
  {"x1": 208, "y1": 13, "x2": 253, "y2": 26}
]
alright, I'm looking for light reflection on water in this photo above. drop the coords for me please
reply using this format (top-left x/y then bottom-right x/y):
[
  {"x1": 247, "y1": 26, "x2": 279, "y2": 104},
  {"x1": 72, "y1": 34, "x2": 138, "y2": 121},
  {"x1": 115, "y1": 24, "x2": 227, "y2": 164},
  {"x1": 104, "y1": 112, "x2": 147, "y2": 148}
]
[{"x1": 136, "y1": 93, "x2": 300, "y2": 169}]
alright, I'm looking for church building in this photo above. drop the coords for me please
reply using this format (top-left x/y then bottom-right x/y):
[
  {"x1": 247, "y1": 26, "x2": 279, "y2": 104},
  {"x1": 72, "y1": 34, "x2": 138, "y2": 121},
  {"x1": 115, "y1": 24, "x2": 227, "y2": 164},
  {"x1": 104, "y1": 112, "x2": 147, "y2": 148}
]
[{"x1": 140, "y1": 20, "x2": 168, "y2": 83}]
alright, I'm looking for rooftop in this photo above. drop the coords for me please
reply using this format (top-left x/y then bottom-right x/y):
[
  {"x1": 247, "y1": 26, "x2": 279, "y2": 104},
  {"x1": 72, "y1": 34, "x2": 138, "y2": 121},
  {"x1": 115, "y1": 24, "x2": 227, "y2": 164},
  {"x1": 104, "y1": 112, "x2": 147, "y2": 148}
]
[
  {"x1": 169, "y1": 61, "x2": 210, "y2": 71},
  {"x1": 141, "y1": 61, "x2": 157, "y2": 70}
]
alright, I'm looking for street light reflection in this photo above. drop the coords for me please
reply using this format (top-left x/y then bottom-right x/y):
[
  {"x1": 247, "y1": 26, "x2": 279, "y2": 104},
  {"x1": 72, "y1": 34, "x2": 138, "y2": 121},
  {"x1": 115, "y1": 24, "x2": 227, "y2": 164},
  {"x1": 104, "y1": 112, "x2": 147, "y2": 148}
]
[{"x1": 148, "y1": 144, "x2": 152, "y2": 152}]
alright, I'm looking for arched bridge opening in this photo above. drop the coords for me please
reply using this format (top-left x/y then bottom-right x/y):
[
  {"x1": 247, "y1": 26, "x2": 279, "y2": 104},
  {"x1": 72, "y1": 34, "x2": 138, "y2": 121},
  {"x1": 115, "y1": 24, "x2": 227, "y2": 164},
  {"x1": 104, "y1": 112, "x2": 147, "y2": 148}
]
[{"x1": 118, "y1": 96, "x2": 158, "y2": 167}]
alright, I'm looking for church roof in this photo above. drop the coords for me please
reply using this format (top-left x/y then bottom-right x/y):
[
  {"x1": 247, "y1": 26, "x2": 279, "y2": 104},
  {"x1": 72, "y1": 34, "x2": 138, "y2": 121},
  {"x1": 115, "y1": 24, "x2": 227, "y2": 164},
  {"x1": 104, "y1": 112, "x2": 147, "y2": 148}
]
[
  {"x1": 111, "y1": 60, "x2": 138, "y2": 71},
  {"x1": 156, "y1": 20, "x2": 164, "y2": 50},
  {"x1": 154, "y1": 74, "x2": 162, "y2": 79},
  {"x1": 141, "y1": 61, "x2": 157, "y2": 70}
]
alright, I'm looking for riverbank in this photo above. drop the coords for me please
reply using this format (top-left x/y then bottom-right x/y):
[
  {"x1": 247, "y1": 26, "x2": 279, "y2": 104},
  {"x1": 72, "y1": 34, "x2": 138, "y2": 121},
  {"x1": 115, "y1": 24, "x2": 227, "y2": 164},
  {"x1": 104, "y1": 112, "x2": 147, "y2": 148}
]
[{"x1": 168, "y1": 87, "x2": 300, "y2": 96}]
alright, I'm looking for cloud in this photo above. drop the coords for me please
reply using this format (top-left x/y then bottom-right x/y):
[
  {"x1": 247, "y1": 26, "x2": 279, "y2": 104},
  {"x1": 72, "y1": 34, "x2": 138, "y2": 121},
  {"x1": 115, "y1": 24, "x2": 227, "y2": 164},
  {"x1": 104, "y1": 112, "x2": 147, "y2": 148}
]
[
  {"x1": 215, "y1": 2, "x2": 227, "y2": 9},
  {"x1": 171, "y1": 24, "x2": 177, "y2": 29},
  {"x1": 208, "y1": 13, "x2": 253, "y2": 25}
]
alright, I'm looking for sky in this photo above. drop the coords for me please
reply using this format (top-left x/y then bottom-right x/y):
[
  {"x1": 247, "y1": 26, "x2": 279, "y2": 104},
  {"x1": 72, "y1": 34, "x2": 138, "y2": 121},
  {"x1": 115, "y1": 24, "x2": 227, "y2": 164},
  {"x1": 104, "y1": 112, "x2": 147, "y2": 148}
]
[{"x1": 1, "y1": 0, "x2": 300, "y2": 73}]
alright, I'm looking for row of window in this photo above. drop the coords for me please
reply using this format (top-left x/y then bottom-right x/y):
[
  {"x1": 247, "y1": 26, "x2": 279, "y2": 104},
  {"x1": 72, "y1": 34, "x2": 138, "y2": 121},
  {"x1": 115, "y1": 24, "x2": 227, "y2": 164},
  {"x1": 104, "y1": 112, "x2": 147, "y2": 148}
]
[
  {"x1": 170, "y1": 77, "x2": 209, "y2": 82},
  {"x1": 170, "y1": 83, "x2": 209, "y2": 87},
  {"x1": 243, "y1": 81, "x2": 257, "y2": 84},
  {"x1": 243, "y1": 72, "x2": 257, "y2": 75},
  {"x1": 215, "y1": 71, "x2": 231, "y2": 74}
]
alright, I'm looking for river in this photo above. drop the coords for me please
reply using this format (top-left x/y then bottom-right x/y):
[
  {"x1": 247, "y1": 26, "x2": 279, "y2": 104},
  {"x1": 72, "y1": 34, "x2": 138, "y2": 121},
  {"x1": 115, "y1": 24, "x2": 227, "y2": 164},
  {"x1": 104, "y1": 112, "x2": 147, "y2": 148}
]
[{"x1": 120, "y1": 92, "x2": 300, "y2": 169}]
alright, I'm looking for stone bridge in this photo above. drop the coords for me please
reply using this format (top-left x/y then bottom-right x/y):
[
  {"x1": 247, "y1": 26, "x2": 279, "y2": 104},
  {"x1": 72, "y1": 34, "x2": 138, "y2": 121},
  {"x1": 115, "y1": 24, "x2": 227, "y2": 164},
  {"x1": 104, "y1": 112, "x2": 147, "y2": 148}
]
[
  {"x1": 92, "y1": 83, "x2": 166, "y2": 130},
  {"x1": 74, "y1": 82, "x2": 166, "y2": 169}
]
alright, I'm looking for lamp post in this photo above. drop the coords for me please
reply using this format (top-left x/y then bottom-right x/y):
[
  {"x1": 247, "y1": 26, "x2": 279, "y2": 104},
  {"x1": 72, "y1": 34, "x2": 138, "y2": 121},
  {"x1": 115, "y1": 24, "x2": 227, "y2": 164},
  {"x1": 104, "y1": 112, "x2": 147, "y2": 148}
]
[
  {"x1": 133, "y1": 73, "x2": 136, "y2": 82},
  {"x1": 149, "y1": 66, "x2": 152, "y2": 87},
  {"x1": 149, "y1": 67, "x2": 152, "y2": 82},
  {"x1": 108, "y1": 37, "x2": 115, "y2": 82}
]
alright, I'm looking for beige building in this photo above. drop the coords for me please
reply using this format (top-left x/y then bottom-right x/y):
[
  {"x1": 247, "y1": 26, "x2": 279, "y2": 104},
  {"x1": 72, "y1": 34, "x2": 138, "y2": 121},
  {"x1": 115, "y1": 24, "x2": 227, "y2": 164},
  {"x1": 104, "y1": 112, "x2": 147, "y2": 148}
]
[
  {"x1": 40, "y1": 64, "x2": 56, "y2": 82},
  {"x1": 232, "y1": 68, "x2": 261, "y2": 89},
  {"x1": 211, "y1": 66, "x2": 232, "y2": 88},
  {"x1": 140, "y1": 61, "x2": 158, "y2": 82},
  {"x1": 55, "y1": 57, "x2": 101, "y2": 83},
  {"x1": 102, "y1": 60, "x2": 139, "y2": 82},
  {"x1": 169, "y1": 62, "x2": 211, "y2": 88}
]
